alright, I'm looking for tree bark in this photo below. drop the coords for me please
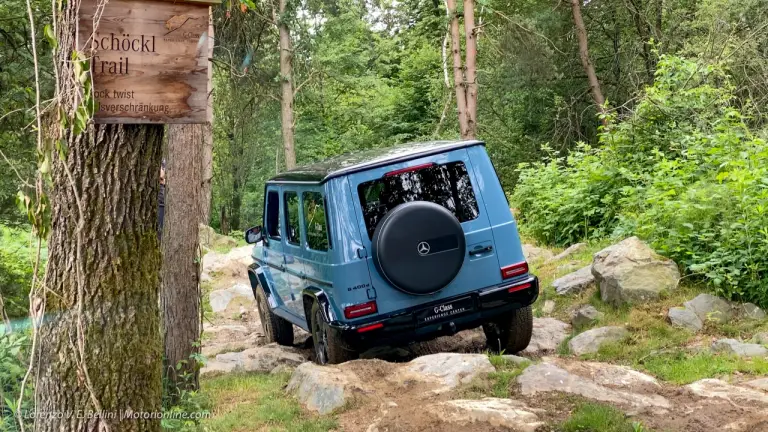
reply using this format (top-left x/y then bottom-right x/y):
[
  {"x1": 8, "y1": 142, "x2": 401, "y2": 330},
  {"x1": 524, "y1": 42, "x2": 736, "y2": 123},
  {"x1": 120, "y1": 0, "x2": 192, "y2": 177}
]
[
  {"x1": 201, "y1": 10, "x2": 214, "y2": 225},
  {"x1": 462, "y1": 0, "x2": 478, "y2": 139},
  {"x1": 162, "y1": 124, "x2": 203, "y2": 395},
  {"x1": 445, "y1": 0, "x2": 469, "y2": 138},
  {"x1": 277, "y1": 0, "x2": 296, "y2": 170},
  {"x1": 570, "y1": 0, "x2": 607, "y2": 119},
  {"x1": 35, "y1": 5, "x2": 164, "y2": 431}
]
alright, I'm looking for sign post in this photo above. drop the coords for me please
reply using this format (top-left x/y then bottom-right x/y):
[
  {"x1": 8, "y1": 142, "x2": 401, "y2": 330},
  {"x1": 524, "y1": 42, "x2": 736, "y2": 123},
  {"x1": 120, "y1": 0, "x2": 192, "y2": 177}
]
[{"x1": 78, "y1": 0, "x2": 219, "y2": 124}]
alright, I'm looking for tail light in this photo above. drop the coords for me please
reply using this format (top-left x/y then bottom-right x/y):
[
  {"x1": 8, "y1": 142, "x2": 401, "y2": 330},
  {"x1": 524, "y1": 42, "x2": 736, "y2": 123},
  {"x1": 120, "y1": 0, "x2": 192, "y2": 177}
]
[
  {"x1": 357, "y1": 322, "x2": 383, "y2": 333},
  {"x1": 344, "y1": 301, "x2": 378, "y2": 319},
  {"x1": 384, "y1": 163, "x2": 435, "y2": 177},
  {"x1": 501, "y1": 261, "x2": 528, "y2": 279}
]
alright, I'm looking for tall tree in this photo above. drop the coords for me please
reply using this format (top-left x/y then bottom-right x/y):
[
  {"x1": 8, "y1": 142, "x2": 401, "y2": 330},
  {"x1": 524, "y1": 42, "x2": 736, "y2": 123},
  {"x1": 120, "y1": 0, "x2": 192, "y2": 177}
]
[
  {"x1": 34, "y1": 3, "x2": 164, "y2": 431},
  {"x1": 446, "y1": 0, "x2": 469, "y2": 137},
  {"x1": 275, "y1": 0, "x2": 297, "y2": 169},
  {"x1": 161, "y1": 124, "x2": 203, "y2": 394},
  {"x1": 570, "y1": 0, "x2": 606, "y2": 118},
  {"x1": 462, "y1": 0, "x2": 478, "y2": 138}
]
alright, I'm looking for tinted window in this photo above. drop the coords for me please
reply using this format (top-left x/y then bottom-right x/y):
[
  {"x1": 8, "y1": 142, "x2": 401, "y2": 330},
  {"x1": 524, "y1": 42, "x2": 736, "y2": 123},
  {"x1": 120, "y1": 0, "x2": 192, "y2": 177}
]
[
  {"x1": 303, "y1": 192, "x2": 330, "y2": 251},
  {"x1": 284, "y1": 191, "x2": 301, "y2": 245},
  {"x1": 266, "y1": 190, "x2": 281, "y2": 239},
  {"x1": 357, "y1": 161, "x2": 480, "y2": 239}
]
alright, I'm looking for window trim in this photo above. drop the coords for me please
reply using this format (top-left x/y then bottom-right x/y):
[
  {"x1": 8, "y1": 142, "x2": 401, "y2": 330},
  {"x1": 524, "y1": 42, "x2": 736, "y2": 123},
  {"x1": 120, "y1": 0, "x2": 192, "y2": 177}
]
[
  {"x1": 301, "y1": 191, "x2": 331, "y2": 252},
  {"x1": 283, "y1": 190, "x2": 301, "y2": 246},
  {"x1": 265, "y1": 189, "x2": 282, "y2": 241}
]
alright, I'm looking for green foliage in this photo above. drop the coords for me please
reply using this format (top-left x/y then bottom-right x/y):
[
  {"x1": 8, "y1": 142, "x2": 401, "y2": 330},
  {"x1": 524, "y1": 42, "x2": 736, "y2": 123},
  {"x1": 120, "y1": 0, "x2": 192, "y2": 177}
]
[
  {"x1": 558, "y1": 403, "x2": 649, "y2": 432},
  {"x1": 513, "y1": 55, "x2": 768, "y2": 306},
  {"x1": 0, "y1": 333, "x2": 32, "y2": 432},
  {"x1": 161, "y1": 349, "x2": 210, "y2": 432},
  {"x1": 0, "y1": 226, "x2": 46, "y2": 319}
]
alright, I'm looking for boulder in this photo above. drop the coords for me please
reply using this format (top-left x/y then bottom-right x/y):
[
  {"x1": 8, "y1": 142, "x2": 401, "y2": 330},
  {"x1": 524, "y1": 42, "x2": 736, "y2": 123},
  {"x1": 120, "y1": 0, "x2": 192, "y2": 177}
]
[
  {"x1": 752, "y1": 332, "x2": 768, "y2": 345},
  {"x1": 686, "y1": 379, "x2": 768, "y2": 405},
  {"x1": 287, "y1": 362, "x2": 369, "y2": 414},
  {"x1": 592, "y1": 237, "x2": 680, "y2": 306},
  {"x1": 711, "y1": 339, "x2": 768, "y2": 358},
  {"x1": 542, "y1": 300, "x2": 556, "y2": 314},
  {"x1": 571, "y1": 305, "x2": 604, "y2": 330},
  {"x1": 744, "y1": 378, "x2": 768, "y2": 392},
  {"x1": 518, "y1": 363, "x2": 670, "y2": 409},
  {"x1": 209, "y1": 283, "x2": 254, "y2": 314},
  {"x1": 431, "y1": 398, "x2": 545, "y2": 432},
  {"x1": 392, "y1": 353, "x2": 495, "y2": 392},
  {"x1": 568, "y1": 326, "x2": 629, "y2": 356},
  {"x1": 200, "y1": 343, "x2": 309, "y2": 376},
  {"x1": 522, "y1": 244, "x2": 554, "y2": 263},
  {"x1": 736, "y1": 302, "x2": 766, "y2": 320},
  {"x1": 548, "y1": 359, "x2": 660, "y2": 389},
  {"x1": 667, "y1": 307, "x2": 703, "y2": 332},
  {"x1": 201, "y1": 245, "x2": 253, "y2": 279},
  {"x1": 521, "y1": 318, "x2": 571, "y2": 356},
  {"x1": 553, "y1": 265, "x2": 595, "y2": 296},
  {"x1": 548, "y1": 243, "x2": 587, "y2": 263},
  {"x1": 683, "y1": 294, "x2": 734, "y2": 324}
]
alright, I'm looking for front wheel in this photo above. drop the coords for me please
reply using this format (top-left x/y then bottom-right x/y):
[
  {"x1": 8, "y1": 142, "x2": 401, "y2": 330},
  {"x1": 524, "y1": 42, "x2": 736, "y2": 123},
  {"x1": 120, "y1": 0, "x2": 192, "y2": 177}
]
[
  {"x1": 310, "y1": 301, "x2": 358, "y2": 365},
  {"x1": 255, "y1": 286, "x2": 294, "y2": 346},
  {"x1": 483, "y1": 305, "x2": 533, "y2": 354}
]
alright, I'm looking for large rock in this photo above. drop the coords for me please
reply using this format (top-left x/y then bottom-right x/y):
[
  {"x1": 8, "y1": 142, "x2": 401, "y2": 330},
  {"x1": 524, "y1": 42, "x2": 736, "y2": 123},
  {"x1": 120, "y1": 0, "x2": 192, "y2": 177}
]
[
  {"x1": 711, "y1": 338, "x2": 768, "y2": 358},
  {"x1": 753, "y1": 332, "x2": 768, "y2": 345},
  {"x1": 287, "y1": 362, "x2": 369, "y2": 414},
  {"x1": 592, "y1": 237, "x2": 680, "y2": 306},
  {"x1": 201, "y1": 343, "x2": 308, "y2": 376},
  {"x1": 548, "y1": 243, "x2": 587, "y2": 263},
  {"x1": 554, "y1": 265, "x2": 595, "y2": 296},
  {"x1": 686, "y1": 379, "x2": 768, "y2": 404},
  {"x1": 521, "y1": 318, "x2": 571, "y2": 356},
  {"x1": 518, "y1": 363, "x2": 670, "y2": 409},
  {"x1": 568, "y1": 326, "x2": 629, "y2": 356},
  {"x1": 209, "y1": 283, "x2": 254, "y2": 314},
  {"x1": 683, "y1": 294, "x2": 734, "y2": 324},
  {"x1": 522, "y1": 244, "x2": 554, "y2": 263},
  {"x1": 745, "y1": 378, "x2": 768, "y2": 392},
  {"x1": 202, "y1": 245, "x2": 253, "y2": 279},
  {"x1": 431, "y1": 398, "x2": 545, "y2": 432},
  {"x1": 392, "y1": 353, "x2": 494, "y2": 392},
  {"x1": 548, "y1": 359, "x2": 660, "y2": 389},
  {"x1": 199, "y1": 224, "x2": 238, "y2": 250},
  {"x1": 736, "y1": 302, "x2": 766, "y2": 320},
  {"x1": 667, "y1": 307, "x2": 703, "y2": 332},
  {"x1": 571, "y1": 305, "x2": 604, "y2": 330}
]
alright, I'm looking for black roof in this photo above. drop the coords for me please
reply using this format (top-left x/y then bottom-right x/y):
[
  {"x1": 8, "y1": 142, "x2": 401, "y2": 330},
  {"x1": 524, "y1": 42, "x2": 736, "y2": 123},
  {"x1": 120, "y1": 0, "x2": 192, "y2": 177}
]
[{"x1": 268, "y1": 140, "x2": 485, "y2": 184}]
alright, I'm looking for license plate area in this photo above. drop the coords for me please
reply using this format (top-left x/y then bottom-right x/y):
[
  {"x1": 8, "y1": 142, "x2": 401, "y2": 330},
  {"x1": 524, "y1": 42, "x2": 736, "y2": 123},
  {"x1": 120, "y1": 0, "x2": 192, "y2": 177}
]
[{"x1": 418, "y1": 296, "x2": 475, "y2": 324}]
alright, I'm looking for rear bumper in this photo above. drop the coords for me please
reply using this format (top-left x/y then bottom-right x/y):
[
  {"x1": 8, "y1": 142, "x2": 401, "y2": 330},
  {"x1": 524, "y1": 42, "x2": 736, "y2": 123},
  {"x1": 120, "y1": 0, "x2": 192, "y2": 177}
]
[{"x1": 329, "y1": 275, "x2": 539, "y2": 351}]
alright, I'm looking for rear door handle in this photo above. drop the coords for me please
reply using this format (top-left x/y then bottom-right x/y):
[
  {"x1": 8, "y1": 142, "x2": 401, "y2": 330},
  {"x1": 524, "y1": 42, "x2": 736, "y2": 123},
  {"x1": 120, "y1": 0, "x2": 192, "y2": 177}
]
[{"x1": 469, "y1": 245, "x2": 493, "y2": 256}]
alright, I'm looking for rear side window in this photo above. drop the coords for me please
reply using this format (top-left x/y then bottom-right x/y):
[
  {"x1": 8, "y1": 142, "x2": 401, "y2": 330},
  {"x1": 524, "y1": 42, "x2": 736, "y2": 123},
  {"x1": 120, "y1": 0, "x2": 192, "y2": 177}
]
[
  {"x1": 303, "y1": 192, "x2": 330, "y2": 251},
  {"x1": 266, "y1": 190, "x2": 281, "y2": 239},
  {"x1": 284, "y1": 191, "x2": 301, "y2": 245},
  {"x1": 357, "y1": 161, "x2": 480, "y2": 239}
]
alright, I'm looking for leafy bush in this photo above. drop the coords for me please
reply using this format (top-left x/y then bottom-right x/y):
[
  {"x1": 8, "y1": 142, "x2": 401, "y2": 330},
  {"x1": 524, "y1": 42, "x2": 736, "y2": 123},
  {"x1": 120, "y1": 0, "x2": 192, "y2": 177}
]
[
  {"x1": 0, "y1": 226, "x2": 45, "y2": 319},
  {"x1": 513, "y1": 55, "x2": 768, "y2": 306},
  {"x1": 0, "y1": 332, "x2": 32, "y2": 432}
]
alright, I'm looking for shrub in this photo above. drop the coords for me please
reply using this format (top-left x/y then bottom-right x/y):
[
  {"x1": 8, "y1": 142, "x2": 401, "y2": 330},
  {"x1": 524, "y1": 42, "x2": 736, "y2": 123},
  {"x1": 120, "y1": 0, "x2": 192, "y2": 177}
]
[
  {"x1": 0, "y1": 226, "x2": 44, "y2": 319},
  {"x1": 513, "y1": 55, "x2": 768, "y2": 306},
  {"x1": 0, "y1": 332, "x2": 32, "y2": 432}
]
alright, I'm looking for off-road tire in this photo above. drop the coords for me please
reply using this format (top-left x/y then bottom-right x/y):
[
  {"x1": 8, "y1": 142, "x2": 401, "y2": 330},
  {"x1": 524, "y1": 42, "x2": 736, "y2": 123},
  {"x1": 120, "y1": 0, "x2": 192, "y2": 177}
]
[
  {"x1": 483, "y1": 305, "x2": 533, "y2": 354},
  {"x1": 310, "y1": 301, "x2": 358, "y2": 365},
  {"x1": 255, "y1": 286, "x2": 294, "y2": 346}
]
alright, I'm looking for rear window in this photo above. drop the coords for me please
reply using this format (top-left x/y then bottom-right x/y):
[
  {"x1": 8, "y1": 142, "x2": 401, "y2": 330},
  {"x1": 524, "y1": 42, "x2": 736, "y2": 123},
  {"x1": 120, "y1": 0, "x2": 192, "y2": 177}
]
[{"x1": 357, "y1": 161, "x2": 480, "y2": 239}]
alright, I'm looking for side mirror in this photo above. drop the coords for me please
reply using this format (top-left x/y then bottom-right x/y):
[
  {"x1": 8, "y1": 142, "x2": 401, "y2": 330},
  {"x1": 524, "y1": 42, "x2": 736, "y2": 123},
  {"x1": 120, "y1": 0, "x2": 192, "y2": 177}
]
[{"x1": 245, "y1": 226, "x2": 263, "y2": 244}]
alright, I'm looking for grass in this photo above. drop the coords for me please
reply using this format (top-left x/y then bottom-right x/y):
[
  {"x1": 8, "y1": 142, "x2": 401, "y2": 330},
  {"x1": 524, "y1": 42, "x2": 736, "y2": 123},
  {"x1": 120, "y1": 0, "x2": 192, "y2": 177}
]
[
  {"x1": 557, "y1": 403, "x2": 650, "y2": 432},
  {"x1": 641, "y1": 351, "x2": 768, "y2": 384},
  {"x1": 460, "y1": 353, "x2": 531, "y2": 398},
  {"x1": 201, "y1": 372, "x2": 338, "y2": 432}
]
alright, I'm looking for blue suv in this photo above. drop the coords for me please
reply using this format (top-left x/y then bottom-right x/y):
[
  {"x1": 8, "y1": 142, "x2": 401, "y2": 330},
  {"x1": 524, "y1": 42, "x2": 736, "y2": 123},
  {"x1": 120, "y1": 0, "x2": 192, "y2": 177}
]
[{"x1": 244, "y1": 140, "x2": 538, "y2": 364}]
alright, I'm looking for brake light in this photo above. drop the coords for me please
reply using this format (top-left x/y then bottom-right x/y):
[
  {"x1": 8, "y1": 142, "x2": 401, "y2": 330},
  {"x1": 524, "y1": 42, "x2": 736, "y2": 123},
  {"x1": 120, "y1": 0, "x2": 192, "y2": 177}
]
[
  {"x1": 344, "y1": 301, "x2": 378, "y2": 319},
  {"x1": 384, "y1": 163, "x2": 435, "y2": 177},
  {"x1": 501, "y1": 261, "x2": 528, "y2": 279},
  {"x1": 508, "y1": 282, "x2": 532, "y2": 293},
  {"x1": 357, "y1": 322, "x2": 384, "y2": 333}
]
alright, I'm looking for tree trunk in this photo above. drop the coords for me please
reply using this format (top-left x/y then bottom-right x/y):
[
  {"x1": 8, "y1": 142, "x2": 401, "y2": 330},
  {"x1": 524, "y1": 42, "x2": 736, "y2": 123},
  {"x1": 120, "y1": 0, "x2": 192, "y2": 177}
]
[
  {"x1": 277, "y1": 0, "x2": 296, "y2": 170},
  {"x1": 201, "y1": 10, "x2": 214, "y2": 225},
  {"x1": 570, "y1": 0, "x2": 607, "y2": 119},
  {"x1": 445, "y1": 0, "x2": 469, "y2": 138},
  {"x1": 161, "y1": 124, "x2": 203, "y2": 396},
  {"x1": 462, "y1": 0, "x2": 478, "y2": 139}
]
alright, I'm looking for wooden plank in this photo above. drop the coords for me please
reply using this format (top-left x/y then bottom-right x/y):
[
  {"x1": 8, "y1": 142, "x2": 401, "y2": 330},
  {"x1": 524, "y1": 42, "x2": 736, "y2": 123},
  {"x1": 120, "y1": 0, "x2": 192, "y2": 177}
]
[{"x1": 78, "y1": 0, "x2": 212, "y2": 124}]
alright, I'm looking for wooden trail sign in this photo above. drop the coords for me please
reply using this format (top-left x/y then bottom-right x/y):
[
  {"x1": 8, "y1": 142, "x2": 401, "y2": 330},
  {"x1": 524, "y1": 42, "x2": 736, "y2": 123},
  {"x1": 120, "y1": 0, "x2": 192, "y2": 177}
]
[{"x1": 78, "y1": 0, "x2": 219, "y2": 124}]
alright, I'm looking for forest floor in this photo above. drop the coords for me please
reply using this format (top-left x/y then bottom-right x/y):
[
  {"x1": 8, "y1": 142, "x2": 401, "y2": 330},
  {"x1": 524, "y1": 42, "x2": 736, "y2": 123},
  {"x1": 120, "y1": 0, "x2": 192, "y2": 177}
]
[{"x1": 196, "y1": 239, "x2": 768, "y2": 432}]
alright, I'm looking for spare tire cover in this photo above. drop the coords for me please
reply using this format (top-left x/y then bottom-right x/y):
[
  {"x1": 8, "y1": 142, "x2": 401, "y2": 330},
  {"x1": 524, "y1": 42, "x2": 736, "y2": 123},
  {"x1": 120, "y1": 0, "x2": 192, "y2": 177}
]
[{"x1": 371, "y1": 201, "x2": 466, "y2": 295}]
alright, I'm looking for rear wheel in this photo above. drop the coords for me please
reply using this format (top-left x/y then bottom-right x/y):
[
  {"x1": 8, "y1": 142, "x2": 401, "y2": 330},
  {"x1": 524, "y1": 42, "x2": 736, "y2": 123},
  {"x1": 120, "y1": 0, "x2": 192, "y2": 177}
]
[
  {"x1": 483, "y1": 305, "x2": 533, "y2": 354},
  {"x1": 310, "y1": 301, "x2": 357, "y2": 365},
  {"x1": 255, "y1": 286, "x2": 294, "y2": 346}
]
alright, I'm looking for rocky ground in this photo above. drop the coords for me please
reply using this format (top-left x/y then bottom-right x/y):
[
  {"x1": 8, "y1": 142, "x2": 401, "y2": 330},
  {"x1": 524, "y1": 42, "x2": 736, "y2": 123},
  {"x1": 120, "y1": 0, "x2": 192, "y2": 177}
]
[{"x1": 198, "y1": 237, "x2": 768, "y2": 432}]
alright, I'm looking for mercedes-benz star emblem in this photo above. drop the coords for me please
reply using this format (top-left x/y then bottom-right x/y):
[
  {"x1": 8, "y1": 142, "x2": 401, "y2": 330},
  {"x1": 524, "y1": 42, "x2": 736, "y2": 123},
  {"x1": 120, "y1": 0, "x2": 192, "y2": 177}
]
[{"x1": 417, "y1": 241, "x2": 431, "y2": 256}]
